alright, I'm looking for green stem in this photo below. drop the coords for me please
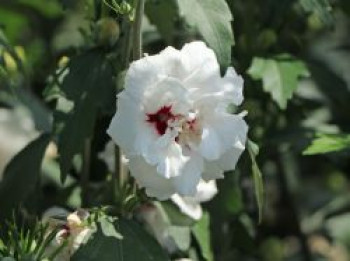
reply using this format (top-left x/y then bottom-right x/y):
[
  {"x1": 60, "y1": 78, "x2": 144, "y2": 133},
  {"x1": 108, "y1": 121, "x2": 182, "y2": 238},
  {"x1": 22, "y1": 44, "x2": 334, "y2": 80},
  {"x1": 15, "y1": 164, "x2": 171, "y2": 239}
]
[
  {"x1": 112, "y1": 0, "x2": 144, "y2": 206},
  {"x1": 81, "y1": 138, "x2": 92, "y2": 207},
  {"x1": 121, "y1": 17, "x2": 133, "y2": 68},
  {"x1": 113, "y1": 145, "x2": 120, "y2": 197},
  {"x1": 132, "y1": 0, "x2": 145, "y2": 61}
]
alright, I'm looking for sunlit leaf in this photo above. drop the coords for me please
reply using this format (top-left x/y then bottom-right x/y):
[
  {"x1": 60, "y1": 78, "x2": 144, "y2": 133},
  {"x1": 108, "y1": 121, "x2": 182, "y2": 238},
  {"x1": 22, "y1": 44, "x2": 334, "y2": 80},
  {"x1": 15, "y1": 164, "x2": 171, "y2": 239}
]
[
  {"x1": 303, "y1": 133, "x2": 350, "y2": 155},
  {"x1": 192, "y1": 212, "x2": 213, "y2": 261},
  {"x1": 58, "y1": 50, "x2": 115, "y2": 182},
  {"x1": 168, "y1": 226, "x2": 191, "y2": 252},
  {"x1": 248, "y1": 55, "x2": 309, "y2": 109},
  {"x1": 0, "y1": 134, "x2": 51, "y2": 220},
  {"x1": 72, "y1": 218, "x2": 169, "y2": 261},
  {"x1": 145, "y1": 0, "x2": 178, "y2": 43},
  {"x1": 176, "y1": 0, "x2": 234, "y2": 68},
  {"x1": 160, "y1": 201, "x2": 195, "y2": 226}
]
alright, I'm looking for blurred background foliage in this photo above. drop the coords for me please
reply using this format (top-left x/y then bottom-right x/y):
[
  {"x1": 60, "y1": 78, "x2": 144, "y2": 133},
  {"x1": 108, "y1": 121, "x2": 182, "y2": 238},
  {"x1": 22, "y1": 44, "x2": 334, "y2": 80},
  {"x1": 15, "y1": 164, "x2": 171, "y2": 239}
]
[{"x1": 1, "y1": 0, "x2": 350, "y2": 260}]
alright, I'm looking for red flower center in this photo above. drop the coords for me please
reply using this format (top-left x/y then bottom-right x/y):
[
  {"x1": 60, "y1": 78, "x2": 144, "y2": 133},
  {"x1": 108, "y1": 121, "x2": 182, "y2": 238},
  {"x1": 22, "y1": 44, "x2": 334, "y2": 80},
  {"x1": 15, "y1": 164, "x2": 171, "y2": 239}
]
[{"x1": 146, "y1": 106, "x2": 175, "y2": 135}]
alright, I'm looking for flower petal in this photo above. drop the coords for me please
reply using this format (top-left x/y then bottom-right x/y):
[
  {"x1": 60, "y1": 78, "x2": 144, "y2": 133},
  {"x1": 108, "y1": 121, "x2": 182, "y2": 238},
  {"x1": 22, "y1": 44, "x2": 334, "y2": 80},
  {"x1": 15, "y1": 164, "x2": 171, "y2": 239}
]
[
  {"x1": 221, "y1": 67, "x2": 244, "y2": 106},
  {"x1": 171, "y1": 194, "x2": 203, "y2": 220},
  {"x1": 199, "y1": 126, "x2": 222, "y2": 160},
  {"x1": 181, "y1": 41, "x2": 219, "y2": 76},
  {"x1": 202, "y1": 160, "x2": 224, "y2": 181},
  {"x1": 128, "y1": 156, "x2": 175, "y2": 200},
  {"x1": 125, "y1": 46, "x2": 185, "y2": 102},
  {"x1": 107, "y1": 93, "x2": 143, "y2": 155},
  {"x1": 173, "y1": 153, "x2": 203, "y2": 196},
  {"x1": 156, "y1": 143, "x2": 189, "y2": 179},
  {"x1": 143, "y1": 77, "x2": 190, "y2": 115},
  {"x1": 194, "y1": 180, "x2": 218, "y2": 202},
  {"x1": 199, "y1": 112, "x2": 248, "y2": 161},
  {"x1": 217, "y1": 142, "x2": 246, "y2": 171}
]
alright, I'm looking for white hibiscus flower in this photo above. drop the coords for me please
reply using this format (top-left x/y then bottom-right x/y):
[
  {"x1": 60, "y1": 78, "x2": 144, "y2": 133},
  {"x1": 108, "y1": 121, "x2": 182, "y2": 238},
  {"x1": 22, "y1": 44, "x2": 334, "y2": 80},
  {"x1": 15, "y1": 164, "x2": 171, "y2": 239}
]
[{"x1": 107, "y1": 41, "x2": 248, "y2": 199}]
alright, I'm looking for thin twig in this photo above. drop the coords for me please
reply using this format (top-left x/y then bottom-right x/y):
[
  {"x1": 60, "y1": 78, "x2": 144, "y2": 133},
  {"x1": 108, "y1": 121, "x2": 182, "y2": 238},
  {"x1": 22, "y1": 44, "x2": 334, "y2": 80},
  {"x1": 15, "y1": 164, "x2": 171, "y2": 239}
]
[
  {"x1": 132, "y1": 0, "x2": 145, "y2": 61},
  {"x1": 81, "y1": 138, "x2": 92, "y2": 207}
]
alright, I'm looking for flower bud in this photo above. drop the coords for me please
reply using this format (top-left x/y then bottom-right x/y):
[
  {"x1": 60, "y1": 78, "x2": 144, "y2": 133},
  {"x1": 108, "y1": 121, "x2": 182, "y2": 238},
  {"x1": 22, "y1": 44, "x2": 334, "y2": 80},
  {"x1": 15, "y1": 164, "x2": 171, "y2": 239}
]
[
  {"x1": 119, "y1": 1, "x2": 132, "y2": 15},
  {"x1": 96, "y1": 17, "x2": 120, "y2": 46}
]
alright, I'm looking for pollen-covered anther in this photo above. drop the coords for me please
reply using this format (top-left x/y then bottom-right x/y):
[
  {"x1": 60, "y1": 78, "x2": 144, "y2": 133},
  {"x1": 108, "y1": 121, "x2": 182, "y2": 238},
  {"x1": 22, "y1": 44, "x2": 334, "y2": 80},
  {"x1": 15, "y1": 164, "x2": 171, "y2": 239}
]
[{"x1": 177, "y1": 117, "x2": 202, "y2": 149}]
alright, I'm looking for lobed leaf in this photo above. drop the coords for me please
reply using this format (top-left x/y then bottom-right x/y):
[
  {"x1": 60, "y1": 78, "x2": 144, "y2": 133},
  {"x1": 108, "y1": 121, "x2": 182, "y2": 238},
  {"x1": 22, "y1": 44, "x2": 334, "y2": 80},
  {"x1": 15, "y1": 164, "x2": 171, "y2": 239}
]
[
  {"x1": 248, "y1": 55, "x2": 309, "y2": 109},
  {"x1": 145, "y1": 0, "x2": 178, "y2": 43},
  {"x1": 177, "y1": 0, "x2": 234, "y2": 68},
  {"x1": 72, "y1": 217, "x2": 169, "y2": 261},
  {"x1": 0, "y1": 134, "x2": 51, "y2": 220},
  {"x1": 303, "y1": 133, "x2": 350, "y2": 155},
  {"x1": 57, "y1": 50, "x2": 115, "y2": 182}
]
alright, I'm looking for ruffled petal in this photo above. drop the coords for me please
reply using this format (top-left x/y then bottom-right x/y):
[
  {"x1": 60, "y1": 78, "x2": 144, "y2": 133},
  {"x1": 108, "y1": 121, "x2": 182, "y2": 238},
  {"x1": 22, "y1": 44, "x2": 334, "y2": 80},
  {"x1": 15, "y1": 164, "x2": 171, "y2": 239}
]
[
  {"x1": 181, "y1": 41, "x2": 220, "y2": 88},
  {"x1": 217, "y1": 142, "x2": 245, "y2": 171},
  {"x1": 202, "y1": 160, "x2": 224, "y2": 181},
  {"x1": 181, "y1": 41, "x2": 218, "y2": 73},
  {"x1": 171, "y1": 194, "x2": 203, "y2": 220},
  {"x1": 107, "y1": 93, "x2": 143, "y2": 155},
  {"x1": 173, "y1": 153, "x2": 203, "y2": 196},
  {"x1": 199, "y1": 112, "x2": 248, "y2": 161},
  {"x1": 221, "y1": 67, "x2": 244, "y2": 106},
  {"x1": 198, "y1": 126, "x2": 222, "y2": 160},
  {"x1": 128, "y1": 156, "x2": 175, "y2": 200},
  {"x1": 142, "y1": 77, "x2": 190, "y2": 115},
  {"x1": 170, "y1": 180, "x2": 217, "y2": 220},
  {"x1": 125, "y1": 47, "x2": 184, "y2": 102},
  {"x1": 194, "y1": 180, "x2": 218, "y2": 202},
  {"x1": 156, "y1": 142, "x2": 189, "y2": 179}
]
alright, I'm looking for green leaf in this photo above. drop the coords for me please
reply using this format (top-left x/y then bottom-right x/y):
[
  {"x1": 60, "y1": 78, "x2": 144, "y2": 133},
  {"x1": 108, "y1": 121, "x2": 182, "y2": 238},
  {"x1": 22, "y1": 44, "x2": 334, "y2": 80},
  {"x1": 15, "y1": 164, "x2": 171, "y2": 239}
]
[
  {"x1": 72, "y1": 218, "x2": 169, "y2": 261},
  {"x1": 300, "y1": 0, "x2": 334, "y2": 27},
  {"x1": 192, "y1": 212, "x2": 213, "y2": 261},
  {"x1": 0, "y1": 134, "x2": 51, "y2": 220},
  {"x1": 145, "y1": 0, "x2": 178, "y2": 43},
  {"x1": 2, "y1": 257, "x2": 17, "y2": 261},
  {"x1": 15, "y1": 89, "x2": 53, "y2": 133},
  {"x1": 247, "y1": 140, "x2": 264, "y2": 224},
  {"x1": 176, "y1": 0, "x2": 234, "y2": 68},
  {"x1": 160, "y1": 201, "x2": 195, "y2": 226},
  {"x1": 18, "y1": 0, "x2": 63, "y2": 18},
  {"x1": 231, "y1": 216, "x2": 255, "y2": 253},
  {"x1": 248, "y1": 55, "x2": 309, "y2": 109},
  {"x1": 99, "y1": 216, "x2": 123, "y2": 239},
  {"x1": 58, "y1": 50, "x2": 115, "y2": 182},
  {"x1": 168, "y1": 226, "x2": 191, "y2": 252},
  {"x1": 303, "y1": 133, "x2": 350, "y2": 155},
  {"x1": 152, "y1": 202, "x2": 191, "y2": 251}
]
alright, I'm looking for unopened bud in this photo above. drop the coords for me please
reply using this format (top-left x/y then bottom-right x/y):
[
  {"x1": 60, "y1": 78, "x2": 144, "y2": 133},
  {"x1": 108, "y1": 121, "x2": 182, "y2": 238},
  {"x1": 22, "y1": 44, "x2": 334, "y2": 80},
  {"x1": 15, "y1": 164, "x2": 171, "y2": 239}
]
[
  {"x1": 96, "y1": 17, "x2": 121, "y2": 46},
  {"x1": 119, "y1": 1, "x2": 132, "y2": 15}
]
